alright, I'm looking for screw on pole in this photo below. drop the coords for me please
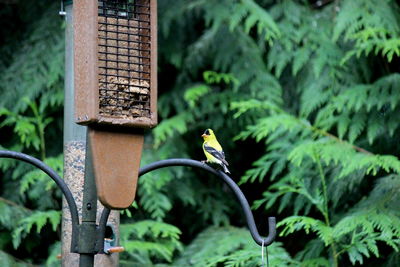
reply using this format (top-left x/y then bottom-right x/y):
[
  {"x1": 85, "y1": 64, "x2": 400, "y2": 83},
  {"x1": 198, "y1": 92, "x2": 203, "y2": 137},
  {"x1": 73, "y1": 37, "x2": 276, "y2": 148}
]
[{"x1": 59, "y1": 0, "x2": 67, "y2": 16}]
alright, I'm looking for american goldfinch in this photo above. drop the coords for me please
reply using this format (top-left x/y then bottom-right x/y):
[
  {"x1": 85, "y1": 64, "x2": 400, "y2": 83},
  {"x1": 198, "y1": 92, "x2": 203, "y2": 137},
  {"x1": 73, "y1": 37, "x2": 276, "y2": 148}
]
[{"x1": 201, "y1": 129, "x2": 230, "y2": 174}]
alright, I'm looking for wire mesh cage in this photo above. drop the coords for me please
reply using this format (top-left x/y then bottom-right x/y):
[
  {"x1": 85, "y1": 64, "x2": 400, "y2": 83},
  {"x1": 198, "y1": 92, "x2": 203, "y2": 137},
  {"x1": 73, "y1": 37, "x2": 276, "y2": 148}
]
[
  {"x1": 98, "y1": 0, "x2": 151, "y2": 119},
  {"x1": 75, "y1": 0, "x2": 157, "y2": 128}
]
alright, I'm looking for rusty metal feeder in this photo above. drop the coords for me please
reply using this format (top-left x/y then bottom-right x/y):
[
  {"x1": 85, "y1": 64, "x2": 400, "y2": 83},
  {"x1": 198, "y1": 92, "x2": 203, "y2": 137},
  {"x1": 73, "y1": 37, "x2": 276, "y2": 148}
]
[{"x1": 74, "y1": 0, "x2": 157, "y2": 209}]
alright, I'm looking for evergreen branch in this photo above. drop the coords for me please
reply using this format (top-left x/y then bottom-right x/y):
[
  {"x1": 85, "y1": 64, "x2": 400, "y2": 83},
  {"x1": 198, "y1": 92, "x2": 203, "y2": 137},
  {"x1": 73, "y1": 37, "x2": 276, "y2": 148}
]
[
  {"x1": 27, "y1": 100, "x2": 47, "y2": 160},
  {"x1": 308, "y1": 124, "x2": 373, "y2": 155},
  {"x1": 0, "y1": 197, "x2": 31, "y2": 212},
  {"x1": 234, "y1": 99, "x2": 374, "y2": 155},
  {"x1": 314, "y1": 152, "x2": 339, "y2": 267},
  {"x1": 0, "y1": 250, "x2": 37, "y2": 267}
]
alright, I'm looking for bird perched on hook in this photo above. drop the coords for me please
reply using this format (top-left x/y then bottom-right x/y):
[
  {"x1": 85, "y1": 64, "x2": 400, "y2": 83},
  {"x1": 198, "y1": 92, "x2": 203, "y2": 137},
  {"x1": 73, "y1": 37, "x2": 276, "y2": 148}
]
[{"x1": 201, "y1": 129, "x2": 230, "y2": 174}]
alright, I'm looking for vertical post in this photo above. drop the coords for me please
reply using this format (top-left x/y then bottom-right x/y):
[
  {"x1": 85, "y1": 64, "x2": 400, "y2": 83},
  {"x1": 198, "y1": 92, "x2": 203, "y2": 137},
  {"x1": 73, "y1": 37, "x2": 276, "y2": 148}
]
[
  {"x1": 78, "y1": 136, "x2": 97, "y2": 266},
  {"x1": 62, "y1": 2, "x2": 86, "y2": 265},
  {"x1": 62, "y1": 1, "x2": 120, "y2": 266}
]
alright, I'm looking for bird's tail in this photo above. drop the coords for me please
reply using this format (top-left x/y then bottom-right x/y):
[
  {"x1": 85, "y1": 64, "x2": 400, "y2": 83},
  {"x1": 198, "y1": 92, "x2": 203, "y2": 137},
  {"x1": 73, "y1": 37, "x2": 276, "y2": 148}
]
[{"x1": 223, "y1": 164, "x2": 231, "y2": 174}]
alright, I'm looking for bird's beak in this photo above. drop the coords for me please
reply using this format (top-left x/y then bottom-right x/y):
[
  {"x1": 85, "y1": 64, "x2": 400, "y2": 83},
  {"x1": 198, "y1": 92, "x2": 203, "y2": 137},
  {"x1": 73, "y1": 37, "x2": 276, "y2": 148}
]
[{"x1": 201, "y1": 134, "x2": 206, "y2": 138}]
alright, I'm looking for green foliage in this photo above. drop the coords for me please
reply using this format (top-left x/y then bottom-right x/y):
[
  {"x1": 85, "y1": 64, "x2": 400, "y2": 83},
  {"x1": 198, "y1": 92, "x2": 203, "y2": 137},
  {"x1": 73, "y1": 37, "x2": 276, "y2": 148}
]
[
  {"x1": 333, "y1": 0, "x2": 400, "y2": 62},
  {"x1": 46, "y1": 241, "x2": 61, "y2": 267},
  {"x1": 0, "y1": 1, "x2": 64, "y2": 264},
  {"x1": 235, "y1": 98, "x2": 400, "y2": 265},
  {"x1": 1, "y1": 0, "x2": 400, "y2": 266},
  {"x1": 120, "y1": 220, "x2": 183, "y2": 264},
  {"x1": 0, "y1": 250, "x2": 33, "y2": 267},
  {"x1": 133, "y1": 0, "x2": 400, "y2": 265},
  {"x1": 0, "y1": 2, "x2": 64, "y2": 113},
  {"x1": 12, "y1": 210, "x2": 61, "y2": 249},
  {"x1": 172, "y1": 227, "x2": 295, "y2": 267},
  {"x1": 229, "y1": 0, "x2": 400, "y2": 266},
  {"x1": 0, "y1": 199, "x2": 30, "y2": 232},
  {"x1": 0, "y1": 98, "x2": 55, "y2": 160}
]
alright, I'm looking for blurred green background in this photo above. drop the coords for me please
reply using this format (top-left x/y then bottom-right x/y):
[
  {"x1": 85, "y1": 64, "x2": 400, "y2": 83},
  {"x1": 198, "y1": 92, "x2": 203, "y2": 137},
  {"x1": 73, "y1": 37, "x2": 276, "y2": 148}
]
[{"x1": 0, "y1": 0, "x2": 399, "y2": 266}]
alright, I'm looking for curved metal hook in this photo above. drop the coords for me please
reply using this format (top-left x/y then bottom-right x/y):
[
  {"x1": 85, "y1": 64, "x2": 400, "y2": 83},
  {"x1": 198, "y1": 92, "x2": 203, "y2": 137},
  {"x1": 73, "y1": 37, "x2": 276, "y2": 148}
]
[
  {"x1": 0, "y1": 151, "x2": 276, "y2": 251},
  {"x1": 100, "y1": 158, "x2": 276, "y2": 246},
  {"x1": 0, "y1": 150, "x2": 80, "y2": 251}
]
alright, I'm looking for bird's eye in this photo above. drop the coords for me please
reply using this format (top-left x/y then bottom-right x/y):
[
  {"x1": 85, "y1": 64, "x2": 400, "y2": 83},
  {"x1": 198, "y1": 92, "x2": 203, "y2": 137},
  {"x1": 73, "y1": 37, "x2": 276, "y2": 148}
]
[{"x1": 205, "y1": 129, "x2": 210, "y2": 135}]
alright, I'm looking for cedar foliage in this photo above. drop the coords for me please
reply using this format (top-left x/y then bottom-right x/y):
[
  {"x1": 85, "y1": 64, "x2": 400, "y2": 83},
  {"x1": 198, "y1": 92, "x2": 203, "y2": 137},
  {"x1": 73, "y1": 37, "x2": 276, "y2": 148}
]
[{"x1": 0, "y1": 0, "x2": 399, "y2": 266}]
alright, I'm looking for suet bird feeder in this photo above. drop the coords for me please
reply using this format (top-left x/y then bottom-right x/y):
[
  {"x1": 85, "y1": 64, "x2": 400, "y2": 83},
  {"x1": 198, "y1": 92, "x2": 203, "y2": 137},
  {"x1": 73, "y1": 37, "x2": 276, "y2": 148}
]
[{"x1": 74, "y1": 0, "x2": 157, "y2": 209}]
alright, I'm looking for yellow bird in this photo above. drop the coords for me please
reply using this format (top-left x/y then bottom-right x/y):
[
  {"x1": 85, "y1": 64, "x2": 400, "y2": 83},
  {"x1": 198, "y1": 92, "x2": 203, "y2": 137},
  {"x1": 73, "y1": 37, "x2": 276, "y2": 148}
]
[{"x1": 201, "y1": 129, "x2": 230, "y2": 174}]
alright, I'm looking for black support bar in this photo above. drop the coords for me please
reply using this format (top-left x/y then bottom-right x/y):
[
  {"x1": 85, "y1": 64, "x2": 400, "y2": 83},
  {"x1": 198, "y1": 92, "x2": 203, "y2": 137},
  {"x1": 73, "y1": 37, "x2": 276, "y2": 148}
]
[
  {"x1": 0, "y1": 151, "x2": 277, "y2": 267},
  {"x1": 0, "y1": 150, "x2": 80, "y2": 252},
  {"x1": 99, "y1": 158, "x2": 277, "y2": 247}
]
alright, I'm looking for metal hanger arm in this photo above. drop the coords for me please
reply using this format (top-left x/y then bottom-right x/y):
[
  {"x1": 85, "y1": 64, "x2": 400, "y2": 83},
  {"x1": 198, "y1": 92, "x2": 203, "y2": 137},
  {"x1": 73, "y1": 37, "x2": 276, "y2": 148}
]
[
  {"x1": 136, "y1": 158, "x2": 277, "y2": 246},
  {"x1": 0, "y1": 150, "x2": 80, "y2": 251}
]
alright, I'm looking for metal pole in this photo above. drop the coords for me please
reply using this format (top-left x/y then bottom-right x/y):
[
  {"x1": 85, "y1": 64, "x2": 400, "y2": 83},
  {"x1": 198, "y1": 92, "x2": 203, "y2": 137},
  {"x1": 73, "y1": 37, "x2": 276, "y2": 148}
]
[
  {"x1": 79, "y1": 255, "x2": 95, "y2": 267},
  {"x1": 62, "y1": 2, "x2": 120, "y2": 266},
  {"x1": 78, "y1": 136, "x2": 97, "y2": 267},
  {"x1": 62, "y1": 2, "x2": 86, "y2": 265}
]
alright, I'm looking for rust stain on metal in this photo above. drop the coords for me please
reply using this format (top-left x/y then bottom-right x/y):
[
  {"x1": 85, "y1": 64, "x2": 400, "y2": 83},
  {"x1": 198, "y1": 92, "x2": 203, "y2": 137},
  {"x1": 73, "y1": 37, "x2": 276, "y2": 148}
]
[
  {"x1": 73, "y1": 0, "x2": 158, "y2": 208},
  {"x1": 74, "y1": 0, "x2": 157, "y2": 128},
  {"x1": 74, "y1": 0, "x2": 99, "y2": 123},
  {"x1": 149, "y1": 0, "x2": 158, "y2": 126},
  {"x1": 89, "y1": 127, "x2": 143, "y2": 209}
]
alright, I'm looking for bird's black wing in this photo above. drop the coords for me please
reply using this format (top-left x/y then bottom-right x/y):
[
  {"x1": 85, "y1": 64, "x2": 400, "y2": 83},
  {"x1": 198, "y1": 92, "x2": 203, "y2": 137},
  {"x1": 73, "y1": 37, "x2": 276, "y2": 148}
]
[{"x1": 203, "y1": 143, "x2": 229, "y2": 166}]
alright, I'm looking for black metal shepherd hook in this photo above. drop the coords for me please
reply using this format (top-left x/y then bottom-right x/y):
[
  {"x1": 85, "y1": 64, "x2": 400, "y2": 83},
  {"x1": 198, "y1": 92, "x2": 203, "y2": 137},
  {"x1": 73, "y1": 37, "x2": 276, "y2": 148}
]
[
  {"x1": 100, "y1": 158, "x2": 277, "y2": 247},
  {"x1": 0, "y1": 151, "x2": 276, "y2": 265},
  {"x1": 0, "y1": 151, "x2": 80, "y2": 251}
]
